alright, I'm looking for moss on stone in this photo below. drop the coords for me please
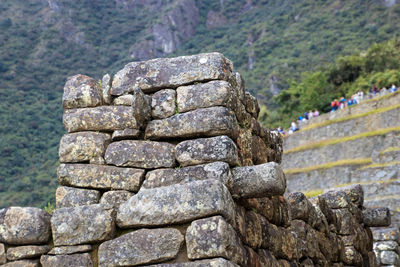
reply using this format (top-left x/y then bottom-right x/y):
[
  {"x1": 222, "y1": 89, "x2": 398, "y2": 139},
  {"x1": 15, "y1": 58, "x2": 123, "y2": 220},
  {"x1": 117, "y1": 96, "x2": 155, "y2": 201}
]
[
  {"x1": 379, "y1": 146, "x2": 400, "y2": 155},
  {"x1": 358, "y1": 161, "x2": 400, "y2": 170}
]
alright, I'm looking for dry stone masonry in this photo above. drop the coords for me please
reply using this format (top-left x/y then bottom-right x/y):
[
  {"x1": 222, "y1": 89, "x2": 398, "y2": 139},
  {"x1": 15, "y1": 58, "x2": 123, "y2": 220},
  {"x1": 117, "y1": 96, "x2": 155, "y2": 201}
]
[{"x1": 0, "y1": 53, "x2": 391, "y2": 266}]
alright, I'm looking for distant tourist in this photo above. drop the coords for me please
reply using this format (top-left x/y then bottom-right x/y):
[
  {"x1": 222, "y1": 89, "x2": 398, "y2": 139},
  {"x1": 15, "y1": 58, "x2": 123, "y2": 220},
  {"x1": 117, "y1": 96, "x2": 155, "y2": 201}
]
[
  {"x1": 357, "y1": 90, "x2": 364, "y2": 101},
  {"x1": 339, "y1": 97, "x2": 346, "y2": 109},
  {"x1": 308, "y1": 110, "x2": 314, "y2": 119},
  {"x1": 331, "y1": 99, "x2": 339, "y2": 112},
  {"x1": 313, "y1": 109, "x2": 319, "y2": 117},
  {"x1": 389, "y1": 84, "x2": 397, "y2": 93},
  {"x1": 291, "y1": 121, "x2": 299, "y2": 132},
  {"x1": 277, "y1": 126, "x2": 285, "y2": 135}
]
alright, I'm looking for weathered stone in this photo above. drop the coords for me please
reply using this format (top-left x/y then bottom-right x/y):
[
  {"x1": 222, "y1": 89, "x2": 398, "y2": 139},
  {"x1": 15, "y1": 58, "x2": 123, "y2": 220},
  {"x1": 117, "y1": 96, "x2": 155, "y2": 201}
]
[
  {"x1": 113, "y1": 94, "x2": 133, "y2": 105},
  {"x1": 6, "y1": 245, "x2": 50, "y2": 261},
  {"x1": 229, "y1": 162, "x2": 286, "y2": 198},
  {"x1": 117, "y1": 180, "x2": 235, "y2": 228},
  {"x1": 337, "y1": 184, "x2": 364, "y2": 207},
  {"x1": 51, "y1": 204, "x2": 115, "y2": 246},
  {"x1": 62, "y1": 74, "x2": 103, "y2": 109},
  {"x1": 3, "y1": 259, "x2": 40, "y2": 267},
  {"x1": 175, "y1": 136, "x2": 239, "y2": 167},
  {"x1": 258, "y1": 249, "x2": 280, "y2": 267},
  {"x1": 245, "y1": 246, "x2": 262, "y2": 267},
  {"x1": 373, "y1": 227, "x2": 400, "y2": 242},
  {"x1": 148, "y1": 258, "x2": 239, "y2": 266},
  {"x1": 239, "y1": 197, "x2": 274, "y2": 221},
  {"x1": 104, "y1": 140, "x2": 175, "y2": 168},
  {"x1": 58, "y1": 164, "x2": 144, "y2": 192},
  {"x1": 142, "y1": 162, "x2": 230, "y2": 189},
  {"x1": 111, "y1": 128, "x2": 141, "y2": 141},
  {"x1": 176, "y1": 80, "x2": 235, "y2": 113},
  {"x1": 287, "y1": 192, "x2": 312, "y2": 222},
  {"x1": 244, "y1": 92, "x2": 260, "y2": 118},
  {"x1": 0, "y1": 243, "x2": 5, "y2": 264},
  {"x1": 244, "y1": 211, "x2": 263, "y2": 249},
  {"x1": 56, "y1": 186, "x2": 100, "y2": 208},
  {"x1": 380, "y1": 250, "x2": 400, "y2": 265},
  {"x1": 98, "y1": 228, "x2": 184, "y2": 266},
  {"x1": 320, "y1": 190, "x2": 351, "y2": 209},
  {"x1": 261, "y1": 223, "x2": 298, "y2": 261},
  {"x1": 48, "y1": 245, "x2": 92, "y2": 255},
  {"x1": 145, "y1": 107, "x2": 238, "y2": 140},
  {"x1": 40, "y1": 253, "x2": 93, "y2": 267},
  {"x1": 152, "y1": 89, "x2": 176, "y2": 119},
  {"x1": 308, "y1": 203, "x2": 329, "y2": 234},
  {"x1": 0, "y1": 207, "x2": 51, "y2": 245},
  {"x1": 89, "y1": 156, "x2": 105, "y2": 165},
  {"x1": 100, "y1": 190, "x2": 134, "y2": 210},
  {"x1": 363, "y1": 207, "x2": 391, "y2": 227},
  {"x1": 251, "y1": 135, "x2": 269, "y2": 165},
  {"x1": 63, "y1": 106, "x2": 138, "y2": 132},
  {"x1": 186, "y1": 216, "x2": 246, "y2": 265},
  {"x1": 132, "y1": 87, "x2": 151, "y2": 127},
  {"x1": 59, "y1": 132, "x2": 110, "y2": 163},
  {"x1": 233, "y1": 204, "x2": 247, "y2": 241},
  {"x1": 332, "y1": 208, "x2": 358, "y2": 235},
  {"x1": 101, "y1": 73, "x2": 112, "y2": 104},
  {"x1": 374, "y1": 241, "x2": 400, "y2": 252},
  {"x1": 111, "y1": 52, "x2": 232, "y2": 95},
  {"x1": 343, "y1": 246, "x2": 363, "y2": 265}
]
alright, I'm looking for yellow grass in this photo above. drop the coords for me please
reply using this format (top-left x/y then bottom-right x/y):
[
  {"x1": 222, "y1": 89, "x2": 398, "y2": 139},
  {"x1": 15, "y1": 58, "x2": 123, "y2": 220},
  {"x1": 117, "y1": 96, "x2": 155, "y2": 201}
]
[
  {"x1": 284, "y1": 158, "x2": 372, "y2": 174},
  {"x1": 379, "y1": 146, "x2": 400, "y2": 155},
  {"x1": 358, "y1": 161, "x2": 400, "y2": 170},
  {"x1": 284, "y1": 127, "x2": 400, "y2": 154},
  {"x1": 303, "y1": 189, "x2": 324, "y2": 198}
]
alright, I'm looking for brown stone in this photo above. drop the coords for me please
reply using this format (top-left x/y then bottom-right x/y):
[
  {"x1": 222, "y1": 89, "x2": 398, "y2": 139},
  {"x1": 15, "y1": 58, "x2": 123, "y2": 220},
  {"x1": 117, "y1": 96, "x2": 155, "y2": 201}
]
[
  {"x1": 111, "y1": 128, "x2": 141, "y2": 141},
  {"x1": 62, "y1": 74, "x2": 103, "y2": 109},
  {"x1": 40, "y1": 253, "x2": 93, "y2": 267},
  {"x1": 56, "y1": 186, "x2": 100, "y2": 208}
]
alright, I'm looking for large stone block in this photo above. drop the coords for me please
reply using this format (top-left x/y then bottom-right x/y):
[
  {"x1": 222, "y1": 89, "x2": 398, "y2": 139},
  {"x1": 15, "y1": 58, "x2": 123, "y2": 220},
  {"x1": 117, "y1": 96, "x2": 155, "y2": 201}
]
[
  {"x1": 147, "y1": 258, "x2": 239, "y2": 266},
  {"x1": 0, "y1": 207, "x2": 51, "y2": 245},
  {"x1": 111, "y1": 128, "x2": 141, "y2": 141},
  {"x1": 98, "y1": 228, "x2": 184, "y2": 266},
  {"x1": 143, "y1": 161, "x2": 231, "y2": 189},
  {"x1": 363, "y1": 207, "x2": 391, "y2": 227},
  {"x1": 40, "y1": 254, "x2": 93, "y2": 267},
  {"x1": 176, "y1": 80, "x2": 235, "y2": 113},
  {"x1": 3, "y1": 259, "x2": 40, "y2": 267},
  {"x1": 244, "y1": 211, "x2": 263, "y2": 249},
  {"x1": 287, "y1": 192, "x2": 312, "y2": 222},
  {"x1": 117, "y1": 180, "x2": 235, "y2": 228},
  {"x1": 229, "y1": 162, "x2": 286, "y2": 198},
  {"x1": 58, "y1": 164, "x2": 144, "y2": 192},
  {"x1": 101, "y1": 73, "x2": 112, "y2": 104},
  {"x1": 58, "y1": 132, "x2": 110, "y2": 163},
  {"x1": 63, "y1": 106, "x2": 138, "y2": 132},
  {"x1": 132, "y1": 87, "x2": 152, "y2": 127},
  {"x1": 145, "y1": 107, "x2": 238, "y2": 140},
  {"x1": 56, "y1": 186, "x2": 100, "y2": 208},
  {"x1": 62, "y1": 74, "x2": 103, "y2": 109},
  {"x1": 6, "y1": 245, "x2": 50, "y2": 261},
  {"x1": 99, "y1": 190, "x2": 134, "y2": 210},
  {"x1": 186, "y1": 216, "x2": 246, "y2": 265},
  {"x1": 111, "y1": 52, "x2": 232, "y2": 95},
  {"x1": 104, "y1": 140, "x2": 175, "y2": 169},
  {"x1": 51, "y1": 204, "x2": 115, "y2": 246},
  {"x1": 175, "y1": 136, "x2": 240, "y2": 167},
  {"x1": 152, "y1": 89, "x2": 176, "y2": 119},
  {"x1": 48, "y1": 245, "x2": 92, "y2": 255}
]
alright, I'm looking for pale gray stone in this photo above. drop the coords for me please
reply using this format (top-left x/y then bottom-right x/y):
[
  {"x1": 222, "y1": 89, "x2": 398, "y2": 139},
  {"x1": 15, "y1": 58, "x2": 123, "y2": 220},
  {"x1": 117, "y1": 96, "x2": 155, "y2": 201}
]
[
  {"x1": 89, "y1": 156, "x2": 105, "y2": 165},
  {"x1": 58, "y1": 164, "x2": 145, "y2": 192},
  {"x1": 58, "y1": 132, "x2": 111, "y2": 163},
  {"x1": 6, "y1": 245, "x2": 50, "y2": 261},
  {"x1": 152, "y1": 89, "x2": 176, "y2": 119},
  {"x1": 100, "y1": 190, "x2": 134, "y2": 210},
  {"x1": 47, "y1": 245, "x2": 92, "y2": 255},
  {"x1": 229, "y1": 162, "x2": 286, "y2": 198},
  {"x1": 62, "y1": 74, "x2": 103, "y2": 109},
  {"x1": 380, "y1": 250, "x2": 399, "y2": 265},
  {"x1": 104, "y1": 140, "x2": 176, "y2": 169},
  {"x1": 132, "y1": 87, "x2": 151, "y2": 127},
  {"x1": 374, "y1": 241, "x2": 399, "y2": 252},
  {"x1": 0, "y1": 243, "x2": 5, "y2": 265},
  {"x1": 145, "y1": 107, "x2": 238, "y2": 140},
  {"x1": 63, "y1": 106, "x2": 138, "y2": 133},
  {"x1": 111, "y1": 128, "x2": 141, "y2": 141},
  {"x1": 98, "y1": 228, "x2": 184, "y2": 266},
  {"x1": 148, "y1": 258, "x2": 239, "y2": 266},
  {"x1": 3, "y1": 259, "x2": 40, "y2": 267},
  {"x1": 113, "y1": 94, "x2": 133, "y2": 105},
  {"x1": 51, "y1": 204, "x2": 115, "y2": 246},
  {"x1": 117, "y1": 180, "x2": 235, "y2": 228},
  {"x1": 320, "y1": 190, "x2": 351, "y2": 209},
  {"x1": 101, "y1": 73, "x2": 112, "y2": 104},
  {"x1": 111, "y1": 52, "x2": 232, "y2": 95},
  {"x1": 175, "y1": 136, "x2": 239, "y2": 167},
  {"x1": 363, "y1": 207, "x2": 391, "y2": 227},
  {"x1": 142, "y1": 161, "x2": 231, "y2": 189},
  {"x1": 186, "y1": 215, "x2": 246, "y2": 265},
  {"x1": 373, "y1": 227, "x2": 400, "y2": 242},
  {"x1": 40, "y1": 253, "x2": 93, "y2": 267},
  {"x1": 55, "y1": 186, "x2": 100, "y2": 209},
  {"x1": 0, "y1": 207, "x2": 51, "y2": 245}
]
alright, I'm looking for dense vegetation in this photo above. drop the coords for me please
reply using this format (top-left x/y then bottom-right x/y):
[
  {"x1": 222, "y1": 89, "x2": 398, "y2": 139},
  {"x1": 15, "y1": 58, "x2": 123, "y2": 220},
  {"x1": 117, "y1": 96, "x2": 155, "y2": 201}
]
[{"x1": 1, "y1": 0, "x2": 400, "y2": 208}]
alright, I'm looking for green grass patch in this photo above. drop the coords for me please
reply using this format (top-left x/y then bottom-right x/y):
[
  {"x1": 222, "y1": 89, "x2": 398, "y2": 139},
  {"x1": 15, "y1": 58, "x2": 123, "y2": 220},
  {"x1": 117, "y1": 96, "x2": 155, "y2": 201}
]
[
  {"x1": 358, "y1": 161, "x2": 400, "y2": 170},
  {"x1": 285, "y1": 158, "x2": 372, "y2": 174},
  {"x1": 303, "y1": 189, "x2": 324, "y2": 198},
  {"x1": 284, "y1": 127, "x2": 400, "y2": 154},
  {"x1": 379, "y1": 146, "x2": 400, "y2": 155}
]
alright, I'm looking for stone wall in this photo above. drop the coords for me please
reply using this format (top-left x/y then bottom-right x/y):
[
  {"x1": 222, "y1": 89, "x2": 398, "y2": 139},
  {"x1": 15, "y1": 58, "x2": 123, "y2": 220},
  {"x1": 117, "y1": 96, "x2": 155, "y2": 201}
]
[{"x1": 0, "y1": 53, "x2": 388, "y2": 266}]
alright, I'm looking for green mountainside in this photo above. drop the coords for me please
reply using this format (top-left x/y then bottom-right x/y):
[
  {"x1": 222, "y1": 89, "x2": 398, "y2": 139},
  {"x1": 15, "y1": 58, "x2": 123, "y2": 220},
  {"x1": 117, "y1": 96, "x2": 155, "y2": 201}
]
[{"x1": 1, "y1": 0, "x2": 400, "y2": 208}]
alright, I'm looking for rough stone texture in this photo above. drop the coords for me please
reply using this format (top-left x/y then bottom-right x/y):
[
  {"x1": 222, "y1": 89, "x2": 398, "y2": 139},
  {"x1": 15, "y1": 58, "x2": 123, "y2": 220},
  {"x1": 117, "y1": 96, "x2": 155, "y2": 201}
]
[
  {"x1": 374, "y1": 241, "x2": 399, "y2": 252},
  {"x1": 111, "y1": 128, "x2": 141, "y2": 141},
  {"x1": 111, "y1": 52, "x2": 232, "y2": 95},
  {"x1": 379, "y1": 250, "x2": 400, "y2": 265},
  {"x1": 152, "y1": 89, "x2": 176, "y2": 119},
  {"x1": 363, "y1": 207, "x2": 391, "y2": 227},
  {"x1": 244, "y1": 92, "x2": 260, "y2": 118},
  {"x1": 319, "y1": 190, "x2": 351, "y2": 209},
  {"x1": 104, "y1": 140, "x2": 175, "y2": 168},
  {"x1": 99, "y1": 190, "x2": 134, "y2": 210},
  {"x1": 51, "y1": 204, "x2": 115, "y2": 246},
  {"x1": 148, "y1": 258, "x2": 239, "y2": 266},
  {"x1": 3, "y1": 259, "x2": 40, "y2": 267},
  {"x1": 287, "y1": 192, "x2": 312, "y2": 222},
  {"x1": 176, "y1": 80, "x2": 234, "y2": 113},
  {"x1": 58, "y1": 164, "x2": 144, "y2": 192},
  {"x1": 6, "y1": 245, "x2": 50, "y2": 261},
  {"x1": 0, "y1": 243, "x2": 5, "y2": 265},
  {"x1": 186, "y1": 216, "x2": 246, "y2": 265},
  {"x1": 58, "y1": 132, "x2": 110, "y2": 163},
  {"x1": 238, "y1": 197, "x2": 274, "y2": 222},
  {"x1": 145, "y1": 107, "x2": 238, "y2": 140},
  {"x1": 62, "y1": 74, "x2": 103, "y2": 109},
  {"x1": 132, "y1": 87, "x2": 152, "y2": 127},
  {"x1": 101, "y1": 73, "x2": 112, "y2": 104},
  {"x1": 244, "y1": 211, "x2": 263, "y2": 249},
  {"x1": 63, "y1": 106, "x2": 138, "y2": 132},
  {"x1": 143, "y1": 162, "x2": 231, "y2": 189},
  {"x1": 40, "y1": 253, "x2": 93, "y2": 267},
  {"x1": 117, "y1": 180, "x2": 235, "y2": 228},
  {"x1": 373, "y1": 227, "x2": 400, "y2": 242},
  {"x1": 229, "y1": 162, "x2": 286, "y2": 198},
  {"x1": 175, "y1": 135, "x2": 239, "y2": 167},
  {"x1": 48, "y1": 245, "x2": 92, "y2": 255},
  {"x1": 56, "y1": 186, "x2": 100, "y2": 208},
  {"x1": 0, "y1": 207, "x2": 51, "y2": 245},
  {"x1": 113, "y1": 94, "x2": 133, "y2": 105},
  {"x1": 98, "y1": 228, "x2": 184, "y2": 266}
]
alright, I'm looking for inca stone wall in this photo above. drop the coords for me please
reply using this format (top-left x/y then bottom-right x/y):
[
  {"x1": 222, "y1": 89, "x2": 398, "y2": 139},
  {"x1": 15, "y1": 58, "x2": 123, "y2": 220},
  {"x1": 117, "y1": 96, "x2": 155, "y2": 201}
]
[
  {"x1": 283, "y1": 91, "x2": 400, "y2": 266},
  {"x1": 0, "y1": 53, "x2": 390, "y2": 267}
]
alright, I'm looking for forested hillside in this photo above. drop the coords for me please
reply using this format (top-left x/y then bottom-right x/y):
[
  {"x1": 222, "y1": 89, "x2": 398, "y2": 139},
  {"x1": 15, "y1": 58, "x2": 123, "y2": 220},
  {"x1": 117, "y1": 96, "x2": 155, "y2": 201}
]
[{"x1": 1, "y1": 0, "x2": 400, "y2": 207}]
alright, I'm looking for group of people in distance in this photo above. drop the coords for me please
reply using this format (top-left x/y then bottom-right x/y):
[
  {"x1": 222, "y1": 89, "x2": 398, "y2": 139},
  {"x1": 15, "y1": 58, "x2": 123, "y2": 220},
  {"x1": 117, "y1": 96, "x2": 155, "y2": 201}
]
[{"x1": 276, "y1": 84, "x2": 398, "y2": 136}]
